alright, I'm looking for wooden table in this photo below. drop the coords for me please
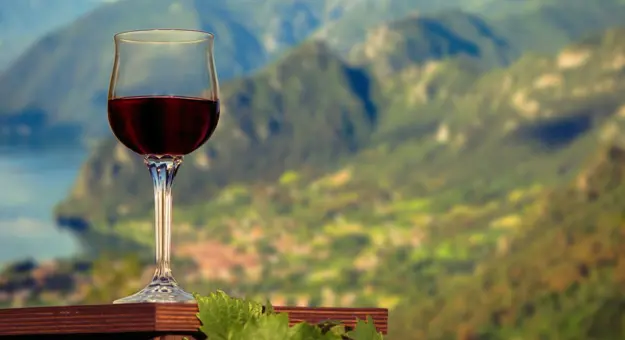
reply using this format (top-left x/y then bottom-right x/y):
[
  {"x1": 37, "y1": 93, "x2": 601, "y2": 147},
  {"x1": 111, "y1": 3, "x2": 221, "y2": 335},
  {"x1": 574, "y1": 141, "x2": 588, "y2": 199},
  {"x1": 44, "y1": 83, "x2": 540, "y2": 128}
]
[{"x1": 0, "y1": 304, "x2": 388, "y2": 339}]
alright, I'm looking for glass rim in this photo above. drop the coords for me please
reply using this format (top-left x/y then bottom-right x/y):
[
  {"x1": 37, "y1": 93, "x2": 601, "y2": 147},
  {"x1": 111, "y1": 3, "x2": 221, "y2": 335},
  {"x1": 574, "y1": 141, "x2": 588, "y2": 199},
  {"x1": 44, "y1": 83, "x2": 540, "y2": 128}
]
[{"x1": 114, "y1": 29, "x2": 214, "y2": 44}]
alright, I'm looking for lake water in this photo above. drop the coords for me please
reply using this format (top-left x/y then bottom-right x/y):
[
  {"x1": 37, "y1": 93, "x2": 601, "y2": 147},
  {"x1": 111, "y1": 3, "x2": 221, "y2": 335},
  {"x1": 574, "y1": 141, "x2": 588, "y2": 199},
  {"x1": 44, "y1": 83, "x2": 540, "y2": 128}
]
[{"x1": 0, "y1": 146, "x2": 85, "y2": 264}]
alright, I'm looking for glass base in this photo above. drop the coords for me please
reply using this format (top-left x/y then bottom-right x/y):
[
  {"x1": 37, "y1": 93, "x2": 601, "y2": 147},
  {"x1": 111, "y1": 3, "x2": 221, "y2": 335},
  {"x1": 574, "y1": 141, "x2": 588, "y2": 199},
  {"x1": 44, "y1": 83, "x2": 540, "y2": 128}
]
[{"x1": 113, "y1": 278, "x2": 195, "y2": 304}]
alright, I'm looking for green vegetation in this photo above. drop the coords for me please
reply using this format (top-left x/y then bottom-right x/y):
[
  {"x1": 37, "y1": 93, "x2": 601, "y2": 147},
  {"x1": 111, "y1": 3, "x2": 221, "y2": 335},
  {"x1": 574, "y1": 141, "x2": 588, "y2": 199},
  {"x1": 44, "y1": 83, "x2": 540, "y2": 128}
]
[
  {"x1": 390, "y1": 142, "x2": 625, "y2": 339},
  {"x1": 34, "y1": 25, "x2": 625, "y2": 338},
  {"x1": 194, "y1": 290, "x2": 383, "y2": 339},
  {"x1": 56, "y1": 23, "x2": 625, "y2": 228},
  {"x1": 348, "y1": 10, "x2": 516, "y2": 73}
]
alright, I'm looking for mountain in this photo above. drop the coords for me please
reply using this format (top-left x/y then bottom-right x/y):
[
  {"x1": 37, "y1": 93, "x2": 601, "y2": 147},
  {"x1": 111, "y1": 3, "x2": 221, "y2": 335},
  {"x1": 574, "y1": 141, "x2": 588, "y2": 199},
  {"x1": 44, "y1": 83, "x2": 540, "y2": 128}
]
[
  {"x1": 349, "y1": 10, "x2": 516, "y2": 74},
  {"x1": 53, "y1": 11, "x2": 516, "y2": 226},
  {"x1": 313, "y1": 0, "x2": 473, "y2": 52},
  {"x1": 320, "y1": 0, "x2": 625, "y2": 56},
  {"x1": 55, "y1": 40, "x2": 379, "y2": 225},
  {"x1": 2, "y1": 0, "x2": 625, "y2": 148},
  {"x1": 0, "y1": 0, "x2": 331, "y2": 147},
  {"x1": 391, "y1": 138, "x2": 625, "y2": 339},
  {"x1": 357, "y1": 27, "x2": 625, "y2": 338},
  {"x1": 0, "y1": 0, "x2": 413, "y2": 147},
  {"x1": 53, "y1": 17, "x2": 625, "y2": 281},
  {"x1": 487, "y1": 0, "x2": 625, "y2": 54},
  {"x1": 0, "y1": 0, "x2": 105, "y2": 70},
  {"x1": 15, "y1": 26, "x2": 625, "y2": 338},
  {"x1": 56, "y1": 13, "x2": 625, "y2": 228}
]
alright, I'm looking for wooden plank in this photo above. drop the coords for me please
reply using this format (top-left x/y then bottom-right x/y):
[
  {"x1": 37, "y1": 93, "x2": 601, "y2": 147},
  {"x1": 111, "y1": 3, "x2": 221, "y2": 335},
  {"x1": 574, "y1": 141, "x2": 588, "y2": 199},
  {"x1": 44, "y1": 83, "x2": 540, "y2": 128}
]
[
  {"x1": 0, "y1": 333, "x2": 203, "y2": 340},
  {"x1": 0, "y1": 304, "x2": 388, "y2": 337}
]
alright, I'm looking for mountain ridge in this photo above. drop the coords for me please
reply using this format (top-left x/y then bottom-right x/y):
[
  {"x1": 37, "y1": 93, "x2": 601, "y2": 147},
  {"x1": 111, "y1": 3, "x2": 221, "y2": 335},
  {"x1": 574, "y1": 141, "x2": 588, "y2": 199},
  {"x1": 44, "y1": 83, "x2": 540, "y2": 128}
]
[
  {"x1": 56, "y1": 25, "x2": 625, "y2": 254},
  {"x1": 3, "y1": 0, "x2": 625, "y2": 147},
  {"x1": 55, "y1": 39, "x2": 380, "y2": 223},
  {"x1": 54, "y1": 11, "x2": 520, "y2": 226},
  {"x1": 0, "y1": 0, "x2": 106, "y2": 70}
]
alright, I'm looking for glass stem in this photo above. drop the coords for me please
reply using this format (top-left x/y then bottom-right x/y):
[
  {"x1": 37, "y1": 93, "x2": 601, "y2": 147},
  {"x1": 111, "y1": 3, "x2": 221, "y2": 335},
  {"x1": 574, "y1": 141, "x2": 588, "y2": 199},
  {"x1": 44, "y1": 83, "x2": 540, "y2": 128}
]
[{"x1": 145, "y1": 155, "x2": 182, "y2": 283}]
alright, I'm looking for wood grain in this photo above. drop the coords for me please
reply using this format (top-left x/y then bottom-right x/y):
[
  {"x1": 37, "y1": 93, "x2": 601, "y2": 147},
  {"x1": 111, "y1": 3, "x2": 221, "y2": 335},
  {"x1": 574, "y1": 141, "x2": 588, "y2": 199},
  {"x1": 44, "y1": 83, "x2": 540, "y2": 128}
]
[{"x1": 0, "y1": 303, "x2": 388, "y2": 338}]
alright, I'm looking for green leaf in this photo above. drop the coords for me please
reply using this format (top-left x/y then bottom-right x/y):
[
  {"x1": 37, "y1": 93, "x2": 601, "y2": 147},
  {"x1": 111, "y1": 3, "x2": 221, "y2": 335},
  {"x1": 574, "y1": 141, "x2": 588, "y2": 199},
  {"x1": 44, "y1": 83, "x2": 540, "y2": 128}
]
[
  {"x1": 194, "y1": 290, "x2": 265, "y2": 340},
  {"x1": 236, "y1": 313, "x2": 292, "y2": 340},
  {"x1": 293, "y1": 321, "x2": 341, "y2": 340},
  {"x1": 346, "y1": 316, "x2": 384, "y2": 340},
  {"x1": 194, "y1": 291, "x2": 361, "y2": 340}
]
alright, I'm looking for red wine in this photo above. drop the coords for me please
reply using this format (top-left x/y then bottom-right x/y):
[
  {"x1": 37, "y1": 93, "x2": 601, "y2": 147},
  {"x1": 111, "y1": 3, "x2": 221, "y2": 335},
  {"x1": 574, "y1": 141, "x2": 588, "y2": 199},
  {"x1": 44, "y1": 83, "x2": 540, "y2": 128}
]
[{"x1": 108, "y1": 96, "x2": 220, "y2": 155}]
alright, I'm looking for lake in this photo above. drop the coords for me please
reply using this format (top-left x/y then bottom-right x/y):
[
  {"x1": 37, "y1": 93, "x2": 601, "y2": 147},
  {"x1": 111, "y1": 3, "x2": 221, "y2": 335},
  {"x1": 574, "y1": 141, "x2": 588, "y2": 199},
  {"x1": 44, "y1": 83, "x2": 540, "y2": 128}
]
[{"x1": 0, "y1": 146, "x2": 85, "y2": 264}]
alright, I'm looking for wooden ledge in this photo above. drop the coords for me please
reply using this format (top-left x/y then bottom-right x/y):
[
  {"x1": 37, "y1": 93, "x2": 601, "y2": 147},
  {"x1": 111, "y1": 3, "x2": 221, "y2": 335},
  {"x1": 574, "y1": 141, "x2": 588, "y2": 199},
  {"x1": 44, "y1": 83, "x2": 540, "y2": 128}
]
[{"x1": 0, "y1": 303, "x2": 388, "y2": 339}]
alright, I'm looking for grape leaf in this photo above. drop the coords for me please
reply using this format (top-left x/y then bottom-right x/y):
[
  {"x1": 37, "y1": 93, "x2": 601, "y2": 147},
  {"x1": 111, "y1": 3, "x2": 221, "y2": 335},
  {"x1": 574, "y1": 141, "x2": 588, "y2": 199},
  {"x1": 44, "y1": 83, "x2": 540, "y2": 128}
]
[
  {"x1": 346, "y1": 316, "x2": 384, "y2": 340},
  {"x1": 290, "y1": 321, "x2": 344, "y2": 340},
  {"x1": 235, "y1": 313, "x2": 292, "y2": 339},
  {"x1": 194, "y1": 291, "x2": 383, "y2": 340},
  {"x1": 194, "y1": 290, "x2": 264, "y2": 340},
  {"x1": 233, "y1": 312, "x2": 343, "y2": 339}
]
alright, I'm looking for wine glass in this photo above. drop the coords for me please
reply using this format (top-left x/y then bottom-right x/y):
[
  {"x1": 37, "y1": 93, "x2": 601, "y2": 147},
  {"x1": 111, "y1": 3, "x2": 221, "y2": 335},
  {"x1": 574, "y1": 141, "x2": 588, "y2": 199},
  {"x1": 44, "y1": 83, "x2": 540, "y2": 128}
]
[{"x1": 107, "y1": 29, "x2": 219, "y2": 303}]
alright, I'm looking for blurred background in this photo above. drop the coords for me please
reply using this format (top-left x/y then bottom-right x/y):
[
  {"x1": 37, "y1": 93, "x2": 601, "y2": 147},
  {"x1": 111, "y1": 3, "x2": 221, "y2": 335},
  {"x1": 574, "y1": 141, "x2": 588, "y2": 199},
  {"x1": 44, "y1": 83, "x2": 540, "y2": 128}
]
[{"x1": 1, "y1": 0, "x2": 625, "y2": 338}]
